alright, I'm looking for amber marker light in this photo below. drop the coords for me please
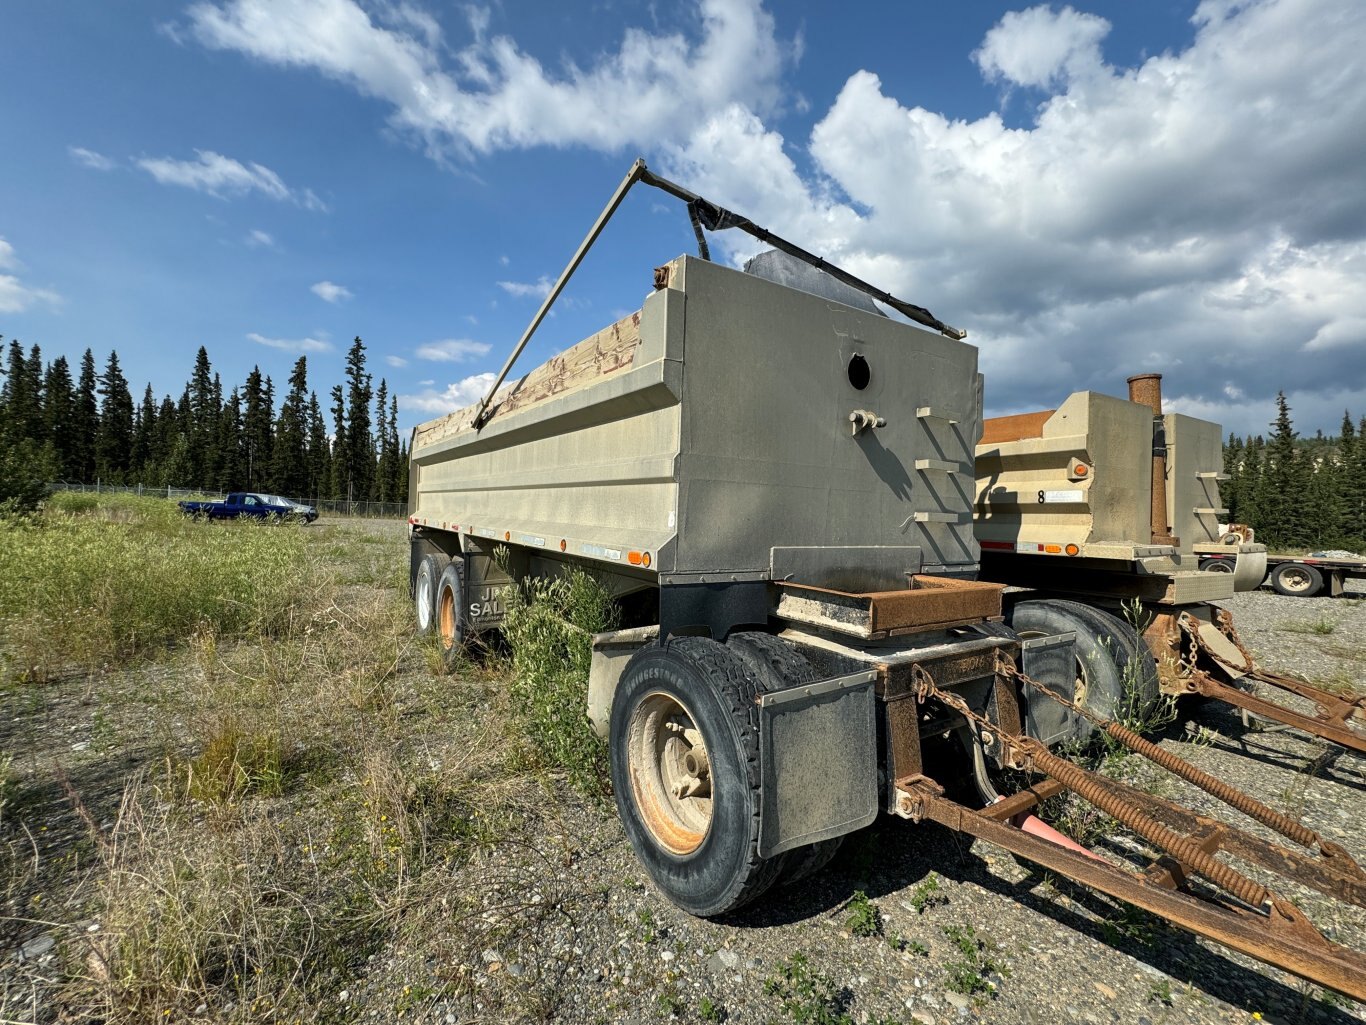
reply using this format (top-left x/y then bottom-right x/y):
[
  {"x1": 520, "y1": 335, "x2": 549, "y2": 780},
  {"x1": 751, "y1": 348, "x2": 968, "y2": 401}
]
[
  {"x1": 1065, "y1": 543, "x2": 1080, "y2": 556},
  {"x1": 642, "y1": 551, "x2": 652, "y2": 568},
  {"x1": 628, "y1": 551, "x2": 643, "y2": 565},
  {"x1": 1075, "y1": 463, "x2": 1089, "y2": 477},
  {"x1": 504, "y1": 531, "x2": 511, "y2": 541},
  {"x1": 1044, "y1": 544, "x2": 1062, "y2": 554},
  {"x1": 559, "y1": 539, "x2": 567, "y2": 552}
]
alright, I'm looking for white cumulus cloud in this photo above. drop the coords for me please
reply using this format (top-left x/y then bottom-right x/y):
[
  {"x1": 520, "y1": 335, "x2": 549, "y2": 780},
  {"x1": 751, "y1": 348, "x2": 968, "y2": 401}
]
[
  {"x1": 0, "y1": 238, "x2": 61, "y2": 314},
  {"x1": 137, "y1": 149, "x2": 328, "y2": 210},
  {"x1": 661, "y1": 0, "x2": 1366, "y2": 436},
  {"x1": 385, "y1": 354, "x2": 408, "y2": 367},
  {"x1": 311, "y1": 280, "x2": 353, "y2": 302},
  {"x1": 414, "y1": 338, "x2": 491, "y2": 362},
  {"x1": 401, "y1": 372, "x2": 496, "y2": 413},
  {"x1": 248, "y1": 331, "x2": 332, "y2": 353},
  {"x1": 973, "y1": 5, "x2": 1109, "y2": 89},
  {"x1": 182, "y1": 0, "x2": 790, "y2": 157}
]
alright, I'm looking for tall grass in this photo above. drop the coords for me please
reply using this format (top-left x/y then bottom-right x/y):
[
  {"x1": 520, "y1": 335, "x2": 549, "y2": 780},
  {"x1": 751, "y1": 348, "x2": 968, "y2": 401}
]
[{"x1": 0, "y1": 493, "x2": 319, "y2": 679}]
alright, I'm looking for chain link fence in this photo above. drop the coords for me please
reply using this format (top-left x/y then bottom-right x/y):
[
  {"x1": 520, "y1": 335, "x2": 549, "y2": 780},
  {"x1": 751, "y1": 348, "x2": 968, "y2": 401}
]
[{"x1": 47, "y1": 481, "x2": 408, "y2": 519}]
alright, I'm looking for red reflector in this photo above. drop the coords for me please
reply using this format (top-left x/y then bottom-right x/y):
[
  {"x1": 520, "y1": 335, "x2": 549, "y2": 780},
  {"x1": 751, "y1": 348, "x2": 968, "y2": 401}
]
[{"x1": 980, "y1": 540, "x2": 1013, "y2": 551}]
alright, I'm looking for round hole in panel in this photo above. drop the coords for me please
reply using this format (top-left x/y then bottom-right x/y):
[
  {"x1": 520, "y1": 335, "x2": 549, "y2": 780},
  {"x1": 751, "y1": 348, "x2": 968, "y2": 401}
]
[{"x1": 848, "y1": 353, "x2": 871, "y2": 390}]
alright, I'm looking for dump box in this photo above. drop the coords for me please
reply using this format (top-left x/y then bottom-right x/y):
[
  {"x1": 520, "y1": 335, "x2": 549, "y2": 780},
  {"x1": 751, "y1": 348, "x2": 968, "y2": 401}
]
[{"x1": 411, "y1": 254, "x2": 985, "y2": 636}]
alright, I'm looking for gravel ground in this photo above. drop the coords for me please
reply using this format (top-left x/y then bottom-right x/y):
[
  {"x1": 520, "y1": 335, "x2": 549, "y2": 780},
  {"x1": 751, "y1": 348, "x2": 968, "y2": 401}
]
[{"x1": 3, "y1": 556, "x2": 1363, "y2": 1025}]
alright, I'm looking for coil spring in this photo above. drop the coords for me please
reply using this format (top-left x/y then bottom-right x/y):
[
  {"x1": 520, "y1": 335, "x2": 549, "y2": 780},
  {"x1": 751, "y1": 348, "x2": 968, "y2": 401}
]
[{"x1": 1022, "y1": 739, "x2": 1269, "y2": 909}]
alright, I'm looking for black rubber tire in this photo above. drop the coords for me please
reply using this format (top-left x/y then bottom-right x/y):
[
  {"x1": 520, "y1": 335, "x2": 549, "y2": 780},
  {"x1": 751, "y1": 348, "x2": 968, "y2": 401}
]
[
  {"x1": 1199, "y1": 558, "x2": 1235, "y2": 574},
  {"x1": 434, "y1": 560, "x2": 468, "y2": 668},
  {"x1": 1270, "y1": 562, "x2": 1323, "y2": 597},
  {"x1": 724, "y1": 632, "x2": 844, "y2": 885},
  {"x1": 413, "y1": 553, "x2": 445, "y2": 636},
  {"x1": 1006, "y1": 599, "x2": 1161, "y2": 742},
  {"x1": 610, "y1": 637, "x2": 785, "y2": 917}
]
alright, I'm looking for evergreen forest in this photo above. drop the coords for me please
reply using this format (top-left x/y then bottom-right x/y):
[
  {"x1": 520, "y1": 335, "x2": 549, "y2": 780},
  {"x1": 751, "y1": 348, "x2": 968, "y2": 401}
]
[{"x1": 0, "y1": 335, "x2": 407, "y2": 510}]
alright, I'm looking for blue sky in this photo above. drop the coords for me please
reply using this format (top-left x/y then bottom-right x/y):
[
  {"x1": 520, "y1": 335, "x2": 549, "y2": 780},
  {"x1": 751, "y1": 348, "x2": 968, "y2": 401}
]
[{"x1": 2, "y1": 0, "x2": 1363, "y2": 438}]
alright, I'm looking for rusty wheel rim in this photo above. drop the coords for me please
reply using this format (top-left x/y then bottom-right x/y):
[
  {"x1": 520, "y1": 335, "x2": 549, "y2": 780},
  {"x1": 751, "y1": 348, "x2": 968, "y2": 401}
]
[
  {"x1": 1278, "y1": 567, "x2": 1314, "y2": 594},
  {"x1": 627, "y1": 691, "x2": 712, "y2": 855},
  {"x1": 438, "y1": 584, "x2": 457, "y2": 648}
]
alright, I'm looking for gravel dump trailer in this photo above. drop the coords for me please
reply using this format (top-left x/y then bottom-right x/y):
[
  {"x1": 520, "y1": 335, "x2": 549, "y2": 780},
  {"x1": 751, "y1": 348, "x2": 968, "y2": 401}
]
[
  {"x1": 408, "y1": 161, "x2": 1365, "y2": 1000},
  {"x1": 973, "y1": 374, "x2": 1366, "y2": 756}
]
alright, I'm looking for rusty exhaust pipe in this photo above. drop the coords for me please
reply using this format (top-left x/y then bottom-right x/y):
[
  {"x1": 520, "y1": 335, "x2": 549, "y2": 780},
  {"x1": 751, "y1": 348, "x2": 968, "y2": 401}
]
[{"x1": 1127, "y1": 373, "x2": 1179, "y2": 547}]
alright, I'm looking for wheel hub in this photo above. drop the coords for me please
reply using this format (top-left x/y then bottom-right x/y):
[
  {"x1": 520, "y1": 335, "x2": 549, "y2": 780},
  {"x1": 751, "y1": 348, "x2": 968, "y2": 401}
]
[{"x1": 627, "y1": 692, "x2": 713, "y2": 855}]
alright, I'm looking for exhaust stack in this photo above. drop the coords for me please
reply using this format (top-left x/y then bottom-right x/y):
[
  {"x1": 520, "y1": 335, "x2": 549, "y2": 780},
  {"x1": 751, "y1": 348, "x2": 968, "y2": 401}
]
[{"x1": 1127, "y1": 373, "x2": 1179, "y2": 547}]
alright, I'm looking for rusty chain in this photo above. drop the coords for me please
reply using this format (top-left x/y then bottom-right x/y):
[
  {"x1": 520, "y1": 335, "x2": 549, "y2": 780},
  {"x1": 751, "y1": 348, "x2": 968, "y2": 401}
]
[
  {"x1": 913, "y1": 663, "x2": 1272, "y2": 909},
  {"x1": 992, "y1": 655, "x2": 1361, "y2": 863}
]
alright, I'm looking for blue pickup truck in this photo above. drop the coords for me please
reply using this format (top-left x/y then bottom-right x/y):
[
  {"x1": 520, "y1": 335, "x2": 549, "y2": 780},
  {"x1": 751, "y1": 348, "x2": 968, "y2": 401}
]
[{"x1": 179, "y1": 492, "x2": 318, "y2": 523}]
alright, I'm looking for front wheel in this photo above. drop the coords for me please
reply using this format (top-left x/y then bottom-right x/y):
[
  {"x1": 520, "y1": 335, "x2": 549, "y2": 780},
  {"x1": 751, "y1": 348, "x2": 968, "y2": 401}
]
[
  {"x1": 1270, "y1": 562, "x2": 1323, "y2": 597},
  {"x1": 610, "y1": 637, "x2": 783, "y2": 917},
  {"x1": 1199, "y1": 558, "x2": 1235, "y2": 575}
]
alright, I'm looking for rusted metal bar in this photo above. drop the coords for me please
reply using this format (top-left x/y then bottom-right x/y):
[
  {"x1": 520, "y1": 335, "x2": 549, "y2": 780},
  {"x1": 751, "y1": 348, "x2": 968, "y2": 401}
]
[
  {"x1": 900, "y1": 783, "x2": 1366, "y2": 1002},
  {"x1": 1003, "y1": 657, "x2": 1360, "y2": 862},
  {"x1": 1195, "y1": 610, "x2": 1366, "y2": 734},
  {"x1": 1192, "y1": 672, "x2": 1366, "y2": 755},
  {"x1": 923, "y1": 674, "x2": 1274, "y2": 908},
  {"x1": 1100, "y1": 774, "x2": 1366, "y2": 909},
  {"x1": 980, "y1": 777, "x2": 1067, "y2": 821}
]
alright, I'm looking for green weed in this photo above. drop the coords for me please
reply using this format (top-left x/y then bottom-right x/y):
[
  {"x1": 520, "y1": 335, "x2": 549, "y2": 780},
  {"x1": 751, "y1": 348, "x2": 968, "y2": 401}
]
[
  {"x1": 698, "y1": 995, "x2": 726, "y2": 1022},
  {"x1": 941, "y1": 924, "x2": 1008, "y2": 1001},
  {"x1": 763, "y1": 953, "x2": 852, "y2": 1025},
  {"x1": 1282, "y1": 618, "x2": 1336, "y2": 636},
  {"x1": 500, "y1": 564, "x2": 618, "y2": 799},
  {"x1": 844, "y1": 890, "x2": 883, "y2": 938},
  {"x1": 907, "y1": 873, "x2": 946, "y2": 914},
  {"x1": 183, "y1": 720, "x2": 287, "y2": 803},
  {"x1": 1147, "y1": 979, "x2": 1173, "y2": 1005}
]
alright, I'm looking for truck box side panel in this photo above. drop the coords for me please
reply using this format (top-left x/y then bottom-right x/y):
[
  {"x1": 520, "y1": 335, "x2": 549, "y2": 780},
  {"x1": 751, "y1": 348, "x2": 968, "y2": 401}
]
[
  {"x1": 975, "y1": 391, "x2": 1151, "y2": 552},
  {"x1": 410, "y1": 289, "x2": 683, "y2": 566},
  {"x1": 1165, "y1": 412, "x2": 1226, "y2": 547},
  {"x1": 670, "y1": 258, "x2": 981, "y2": 581}
]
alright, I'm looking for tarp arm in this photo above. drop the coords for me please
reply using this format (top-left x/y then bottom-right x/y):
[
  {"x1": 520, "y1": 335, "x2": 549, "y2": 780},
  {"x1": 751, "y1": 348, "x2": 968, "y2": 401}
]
[{"x1": 472, "y1": 158, "x2": 964, "y2": 430}]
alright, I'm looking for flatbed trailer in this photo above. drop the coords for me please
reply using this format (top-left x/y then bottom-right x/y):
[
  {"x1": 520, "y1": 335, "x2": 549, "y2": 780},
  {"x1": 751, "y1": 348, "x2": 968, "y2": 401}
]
[
  {"x1": 1198, "y1": 549, "x2": 1366, "y2": 597},
  {"x1": 407, "y1": 160, "x2": 1366, "y2": 1001}
]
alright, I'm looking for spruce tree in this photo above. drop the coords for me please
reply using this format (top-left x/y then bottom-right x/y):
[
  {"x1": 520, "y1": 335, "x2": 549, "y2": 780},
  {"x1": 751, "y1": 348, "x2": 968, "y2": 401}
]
[
  {"x1": 131, "y1": 384, "x2": 158, "y2": 481},
  {"x1": 1340, "y1": 413, "x2": 1364, "y2": 545},
  {"x1": 342, "y1": 337, "x2": 373, "y2": 501},
  {"x1": 217, "y1": 388, "x2": 245, "y2": 492},
  {"x1": 95, "y1": 350, "x2": 135, "y2": 483},
  {"x1": 73, "y1": 349, "x2": 99, "y2": 481},
  {"x1": 389, "y1": 394, "x2": 405, "y2": 504},
  {"x1": 272, "y1": 357, "x2": 310, "y2": 498},
  {"x1": 0, "y1": 340, "x2": 42, "y2": 441},
  {"x1": 242, "y1": 366, "x2": 275, "y2": 490},
  {"x1": 43, "y1": 355, "x2": 77, "y2": 478},
  {"x1": 306, "y1": 391, "x2": 330, "y2": 502},
  {"x1": 374, "y1": 378, "x2": 392, "y2": 502},
  {"x1": 329, "y1": 384, "x2": 346, "y2": 500}
]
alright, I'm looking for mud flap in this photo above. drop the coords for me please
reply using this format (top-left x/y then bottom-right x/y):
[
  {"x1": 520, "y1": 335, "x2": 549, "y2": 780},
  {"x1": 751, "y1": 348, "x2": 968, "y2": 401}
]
[
  {"x1": 756, "y1": 670, "x2": 879, "y2": 858},
  {"x1": 1021, "y1": 632, "x2": 1081, "y2": 746}
]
